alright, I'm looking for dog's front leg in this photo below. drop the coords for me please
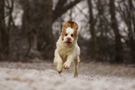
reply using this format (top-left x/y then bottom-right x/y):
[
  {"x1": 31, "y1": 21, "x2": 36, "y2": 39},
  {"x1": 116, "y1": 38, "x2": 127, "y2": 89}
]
[
  {"x1": 54, "y1": 50, "x2": 63, "y2": 74},
  {"x1": 63, "y1": 55, "x2": 73, "y2": 69}
]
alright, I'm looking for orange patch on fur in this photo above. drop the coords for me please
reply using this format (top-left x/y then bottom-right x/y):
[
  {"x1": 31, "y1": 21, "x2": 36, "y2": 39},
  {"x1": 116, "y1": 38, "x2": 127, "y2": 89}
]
[{"x1": 61, "y1": 20, "x2": 79, "y2": 40}]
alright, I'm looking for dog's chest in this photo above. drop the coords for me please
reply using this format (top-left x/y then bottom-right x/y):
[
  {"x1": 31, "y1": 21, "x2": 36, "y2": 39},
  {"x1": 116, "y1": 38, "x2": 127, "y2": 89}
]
[{"x1": 58, "y1": 46, "x2": 74, "y2": 59}]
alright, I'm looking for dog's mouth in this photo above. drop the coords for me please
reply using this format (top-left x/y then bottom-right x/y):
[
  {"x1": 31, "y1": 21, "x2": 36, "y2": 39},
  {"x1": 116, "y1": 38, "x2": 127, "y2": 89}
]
[{"x1": 65, "y1": 41, "x2": 72, "y2": 45}]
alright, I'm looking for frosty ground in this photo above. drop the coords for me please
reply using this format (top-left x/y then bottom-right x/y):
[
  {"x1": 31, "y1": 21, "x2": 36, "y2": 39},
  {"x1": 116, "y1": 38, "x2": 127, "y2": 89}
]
[{"x1": 0, "y1": 61, "x2": 135, "y2": 90}]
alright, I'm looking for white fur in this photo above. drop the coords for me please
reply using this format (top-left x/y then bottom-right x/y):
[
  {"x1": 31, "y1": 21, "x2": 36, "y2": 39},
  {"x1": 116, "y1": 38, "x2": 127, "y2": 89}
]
[
  {"x1": 66, "y1": 27, "x2": 74, "y2": 34},
  {"x1": 54, "y1": 35, "x2": 80, "y2": 77},
  {"x1": 63, "y1": 27, "x2": 74, "y2": 43}
]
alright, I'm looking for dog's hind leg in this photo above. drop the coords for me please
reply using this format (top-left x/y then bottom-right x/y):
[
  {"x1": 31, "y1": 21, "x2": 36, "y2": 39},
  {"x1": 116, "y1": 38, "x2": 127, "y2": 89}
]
[{"x1": 74, "y1": 58, "x2": 79, "y2": 77}]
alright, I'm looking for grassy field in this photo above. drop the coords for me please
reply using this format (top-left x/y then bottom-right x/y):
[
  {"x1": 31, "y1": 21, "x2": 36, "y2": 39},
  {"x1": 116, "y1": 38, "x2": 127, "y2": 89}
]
[{"x1": 0, "y1": 61, "x2": 135, "y2": 90}]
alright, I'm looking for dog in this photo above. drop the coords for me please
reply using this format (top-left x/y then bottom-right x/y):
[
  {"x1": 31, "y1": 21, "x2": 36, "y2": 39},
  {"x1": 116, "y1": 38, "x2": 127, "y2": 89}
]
[{"x1": 54, "y1": 20, "x2": 80, "y2": 77}]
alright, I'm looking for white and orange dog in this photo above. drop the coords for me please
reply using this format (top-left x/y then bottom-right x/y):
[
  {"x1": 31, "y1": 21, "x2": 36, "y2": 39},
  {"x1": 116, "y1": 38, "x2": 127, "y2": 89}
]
[{"x1": 54, "y1": 20, "x2": 80, "y2": 77}]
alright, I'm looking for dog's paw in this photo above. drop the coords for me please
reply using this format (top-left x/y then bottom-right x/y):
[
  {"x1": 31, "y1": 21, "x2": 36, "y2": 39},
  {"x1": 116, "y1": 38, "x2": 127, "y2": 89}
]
[
  {"x1": 63, "y1": 62, "x2": 70, "y2": 69},
  {"x1": 57, "y1": 65, "x2": 62, "y2": 73},
  {"x1": 57, "y1": 70, "x2": 62, "y2": 74}
]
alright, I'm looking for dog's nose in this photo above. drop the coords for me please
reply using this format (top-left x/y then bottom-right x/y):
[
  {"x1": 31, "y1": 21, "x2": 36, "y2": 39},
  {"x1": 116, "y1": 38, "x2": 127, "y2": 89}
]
[{"x1": 67, "y1": 38, "x2": 71, "y2": 41}]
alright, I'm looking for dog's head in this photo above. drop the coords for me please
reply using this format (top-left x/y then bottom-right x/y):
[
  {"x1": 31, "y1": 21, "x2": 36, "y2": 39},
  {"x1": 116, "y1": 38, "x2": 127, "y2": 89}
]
[{"x1": 61, "y1": 20, "x2": 78, "y2": 45}]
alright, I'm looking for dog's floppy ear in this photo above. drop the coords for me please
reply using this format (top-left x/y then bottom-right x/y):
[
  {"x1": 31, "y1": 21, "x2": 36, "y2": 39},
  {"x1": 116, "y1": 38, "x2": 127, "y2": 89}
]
[{"x1": 73, "y1": 21, "x2": 78, "y2": 31}]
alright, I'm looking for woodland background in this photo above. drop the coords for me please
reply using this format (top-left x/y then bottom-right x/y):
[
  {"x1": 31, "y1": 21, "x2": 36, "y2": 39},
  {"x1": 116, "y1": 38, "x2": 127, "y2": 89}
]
[{"x1": 0, "y1": 0, "x2": 135, "y2": 64}]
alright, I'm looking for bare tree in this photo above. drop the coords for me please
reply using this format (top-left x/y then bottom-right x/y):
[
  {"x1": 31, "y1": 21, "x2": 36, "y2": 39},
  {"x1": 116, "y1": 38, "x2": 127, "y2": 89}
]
[
  {"x1": 109, "y1": 0, "x2": 123, "y2": 63},
  {"x1": 53, "y1": 0, "x2": 82, "y2": 22},
  {"x1": 117, "y1": 0, "x2": 135, "y2": 63},
  {"x1": 87, "y1": 0, "x2": 98, "y2": 60},
  {"x1": 0, "y1": 0, "x2": 9, "y2": 59},
  {"x1": 19, "y1": 0, "x2": 82, "y2": 59},
  {"x1": 127, "y1": 0, "x2": 135, "y2": 63}
]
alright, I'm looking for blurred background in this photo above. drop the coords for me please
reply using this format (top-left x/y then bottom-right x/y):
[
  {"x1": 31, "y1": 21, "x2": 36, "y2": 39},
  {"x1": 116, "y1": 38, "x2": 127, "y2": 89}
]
[{"x1": 0, "y1": 0, "x2": 135, "y2": 64}]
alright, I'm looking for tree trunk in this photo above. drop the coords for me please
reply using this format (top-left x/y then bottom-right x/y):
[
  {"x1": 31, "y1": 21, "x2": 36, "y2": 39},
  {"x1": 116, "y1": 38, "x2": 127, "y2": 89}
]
[
  {"x1": 109, "y1": 0, "x2": 123, "y2": 63},
  {"x1": 37, "y1": 0, "x2": 53, "y2": 59},
  {"x1": 37, "y1": 0, "x2": 53, "y2": 50},
  {"x1": 128, "y1": 0, "x2": 135, "y2": 63},
  {"x1": 0, "y1": 0, "x2": 9, "y2": 59},
  {"x1": 87, "y1": 0, "x2": 97, "y2": 59},
  {"x1": 20, "y1": 0, "x2": 53, "y2": 59},
  {"x1": 20, "y1": 0, "x2": 82, "y2": 60}
]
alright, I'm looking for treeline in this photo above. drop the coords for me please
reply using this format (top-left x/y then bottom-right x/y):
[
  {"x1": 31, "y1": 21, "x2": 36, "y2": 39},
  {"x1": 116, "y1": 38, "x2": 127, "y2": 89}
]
[{"x1": 0, "y1": 0, "x2": 135, "y2": 64}]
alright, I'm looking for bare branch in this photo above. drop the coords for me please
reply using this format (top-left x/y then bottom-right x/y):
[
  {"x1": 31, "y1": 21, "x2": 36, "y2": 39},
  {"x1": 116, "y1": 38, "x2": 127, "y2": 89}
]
[
  {"x1": 52, "y1": 0, "x2": 82, "y2": 23},
  {"x1": 76, "y1": 6, "x2": 89, "y2": 19}
]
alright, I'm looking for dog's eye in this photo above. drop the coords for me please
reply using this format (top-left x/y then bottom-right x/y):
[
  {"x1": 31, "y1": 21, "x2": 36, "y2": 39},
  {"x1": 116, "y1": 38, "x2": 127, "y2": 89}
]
[
  {"x1": 71, "y1": 34, "x2": 74, "y2": 37},
  {"x1": 65, "y1": 34, "x2": 68, "y2": 36}
]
